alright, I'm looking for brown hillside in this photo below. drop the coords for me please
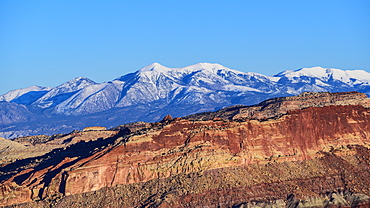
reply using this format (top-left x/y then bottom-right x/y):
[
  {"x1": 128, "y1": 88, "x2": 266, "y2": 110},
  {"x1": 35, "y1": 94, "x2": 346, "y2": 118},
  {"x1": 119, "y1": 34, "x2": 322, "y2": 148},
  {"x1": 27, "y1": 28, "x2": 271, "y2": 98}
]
[{"x1": 1, "y1": 92, "x2": 370, "y2": 207}]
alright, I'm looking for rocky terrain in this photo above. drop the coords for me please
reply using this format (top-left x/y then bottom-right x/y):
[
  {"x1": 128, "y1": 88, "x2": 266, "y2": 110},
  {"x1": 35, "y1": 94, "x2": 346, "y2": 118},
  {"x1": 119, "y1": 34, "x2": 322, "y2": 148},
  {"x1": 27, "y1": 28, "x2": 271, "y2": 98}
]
[
  {"x1": 2, "y1": 63, "x2": 370, "y2": 138},
  {"x1": 0, "y1": 92, "x2": 370, "y2": 207}
]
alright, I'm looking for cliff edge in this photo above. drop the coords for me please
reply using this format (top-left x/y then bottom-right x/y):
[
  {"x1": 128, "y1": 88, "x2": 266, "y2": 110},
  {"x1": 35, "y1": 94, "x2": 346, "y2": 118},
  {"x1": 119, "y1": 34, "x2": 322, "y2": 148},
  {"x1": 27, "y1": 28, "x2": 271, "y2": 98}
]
[{"x1": 1, "y1": 92, "x2": 370, "y2": 207}]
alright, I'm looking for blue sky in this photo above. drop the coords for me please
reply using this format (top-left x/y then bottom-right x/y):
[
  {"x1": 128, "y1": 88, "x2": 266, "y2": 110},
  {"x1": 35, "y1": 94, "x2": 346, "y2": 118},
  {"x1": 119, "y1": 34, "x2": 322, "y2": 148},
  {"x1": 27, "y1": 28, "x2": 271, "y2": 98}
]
[{"x1": 1, "y1": 0, "x2": 369, "y2": 95}]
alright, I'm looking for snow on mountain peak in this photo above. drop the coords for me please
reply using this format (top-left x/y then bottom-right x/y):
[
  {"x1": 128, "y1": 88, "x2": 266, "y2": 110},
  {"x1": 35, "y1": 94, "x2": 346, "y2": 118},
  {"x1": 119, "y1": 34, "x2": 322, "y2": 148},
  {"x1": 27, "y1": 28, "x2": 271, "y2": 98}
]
[
  {"x1": 187, "y1": 62, "x2": 226, "y2": 70},
  {"x1": 139, "y1": 62, "x2": 232, "y2": 73},
  {"x1": 31, "y1": 77, "x2": 97, "y2": 108},
  {"x1": 3, "y1": 62, "x2": 370, "y2": 138},
  {"x1": 4, "y1": 63, "x2": 370, "y2": 115},
  {"x1": 57, "y1": 77, "x2": 96, "y2": 90},
  {"x1": 275, "y1": 66, "x2": 327, "y2": 77},
  {"x1": 183, "y1": 63, "x2": 236, "y2": 73},
  {"x1": 139, "y1": 63, "x2": 169, "y2": 72},
  {"x1": 275, "y1": 66, "x2": 370, "y2": 86},
  {"x1": 0, "y1": 86, "x2": 51, "y2": 102},
  {"x1": 133, "y1": 63, "x2": 237, "y2": 85},
  {"x1": 67, "y1": 76, "x2": 95, "y2": 84}
]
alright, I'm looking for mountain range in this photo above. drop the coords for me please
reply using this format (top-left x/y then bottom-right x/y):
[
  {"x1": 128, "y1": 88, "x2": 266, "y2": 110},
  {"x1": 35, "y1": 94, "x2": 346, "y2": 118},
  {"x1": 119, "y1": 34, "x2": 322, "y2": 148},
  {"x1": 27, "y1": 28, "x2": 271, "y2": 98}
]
[
  {"x1": 1, "y1": 63, "x2": 370, "y2": 138},
  {"x1": 1, "y1": 91, "x2": 370, "y2": 207}
]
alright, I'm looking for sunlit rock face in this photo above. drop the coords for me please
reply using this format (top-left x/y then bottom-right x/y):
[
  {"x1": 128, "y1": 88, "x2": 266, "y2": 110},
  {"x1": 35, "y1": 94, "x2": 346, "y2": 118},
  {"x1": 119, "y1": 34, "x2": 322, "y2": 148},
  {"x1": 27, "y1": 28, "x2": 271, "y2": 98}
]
[
  {"x1": 1, "y1": 92, "x2": 370, "y2": 207},
  {"x1": 2, "y1": 63, "x2": 370, "y2": 139}
]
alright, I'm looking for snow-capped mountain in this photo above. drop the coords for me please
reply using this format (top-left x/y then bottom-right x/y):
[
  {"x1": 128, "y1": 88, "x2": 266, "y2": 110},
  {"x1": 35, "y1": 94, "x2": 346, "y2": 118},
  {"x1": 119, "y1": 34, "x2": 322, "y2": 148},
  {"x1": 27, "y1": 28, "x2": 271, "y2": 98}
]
[
  {"x1": 275, "y1": 67, "x2": 370, "y2": 94},
  {"x1": 0, "y1": 86, "x2": 51, "y2": 105},
  {"x1": 276, "y1": 67, "x2": 370, "y2": 84},
  {"x1": 112, "y1": 63, "x2": 280, "y2": 109},
  {"x1": 1, "y1": 63, "x2": 370, "y2": 138},
  {"x1": 32, "y1": 77, "x2": 96, "y2": 109},
  {"x1": 54, "y1": 80, "x2": 124, "y2": 115}
]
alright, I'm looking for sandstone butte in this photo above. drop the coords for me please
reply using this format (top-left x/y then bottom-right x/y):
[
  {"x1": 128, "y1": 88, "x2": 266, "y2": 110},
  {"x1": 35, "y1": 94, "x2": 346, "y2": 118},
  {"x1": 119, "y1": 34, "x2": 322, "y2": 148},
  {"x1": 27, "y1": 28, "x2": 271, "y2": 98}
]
[{"x1": 0, "y1": 91, "x2": 370, "y2": 207}]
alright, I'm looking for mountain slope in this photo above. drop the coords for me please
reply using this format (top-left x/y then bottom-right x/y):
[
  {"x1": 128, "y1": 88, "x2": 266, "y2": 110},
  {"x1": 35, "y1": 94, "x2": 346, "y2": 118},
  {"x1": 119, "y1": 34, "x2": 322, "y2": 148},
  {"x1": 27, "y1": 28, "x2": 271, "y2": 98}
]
[
  {"x1": 32, "y1": 77, "x2": 96, "y2": 109},
  {"x1": 0, "y1": 102, "x2": 36, "y2": 126},
  {"x1": 1, "y1": 92, "x2": 370, "y2": 207},
  {"x1": 0, "y1": 86, "x2": 51, "y2": 105},
  {"x1": 1, "y1": 63, "x2": 370, "y2": 138},
  {"x1": 275, "y1": 66, "x2": 370, "y2": 94},
  {"x1": 107, "y1": 62, "x2": 280, "y2": 109}
]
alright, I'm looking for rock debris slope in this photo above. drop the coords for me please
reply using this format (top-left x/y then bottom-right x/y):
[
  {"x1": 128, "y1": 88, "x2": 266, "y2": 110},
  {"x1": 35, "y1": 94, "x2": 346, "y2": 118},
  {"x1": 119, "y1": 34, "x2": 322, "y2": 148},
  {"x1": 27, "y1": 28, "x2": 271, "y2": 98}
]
[
  {"x1": 1, "y1": 63, "x2": 370, "y2": 138},
  {"x1": 0, "y1": 92, "x2": 370, "y2": 207}
]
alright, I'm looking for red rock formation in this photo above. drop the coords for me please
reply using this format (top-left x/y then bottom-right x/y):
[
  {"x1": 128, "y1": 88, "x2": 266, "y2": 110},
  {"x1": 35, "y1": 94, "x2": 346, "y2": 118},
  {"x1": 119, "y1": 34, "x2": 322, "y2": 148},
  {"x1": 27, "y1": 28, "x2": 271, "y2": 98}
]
[
  {"x1": 186, "y1": 91, "x2": 370, "y2": 121},
  {"x1": 1, "y1": 92, "x2": 370, "y2": 207}
]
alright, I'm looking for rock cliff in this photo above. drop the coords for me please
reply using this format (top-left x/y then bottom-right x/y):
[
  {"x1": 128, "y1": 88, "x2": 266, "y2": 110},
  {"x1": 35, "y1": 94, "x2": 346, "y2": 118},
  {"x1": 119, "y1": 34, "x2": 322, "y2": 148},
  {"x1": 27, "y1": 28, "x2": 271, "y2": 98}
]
[
  {"x1": 1, "y1": 92, "x2": 370, "y2": 207},
  {"x1": 185, "y1": 91, "x2": 370, "y2": 121}
]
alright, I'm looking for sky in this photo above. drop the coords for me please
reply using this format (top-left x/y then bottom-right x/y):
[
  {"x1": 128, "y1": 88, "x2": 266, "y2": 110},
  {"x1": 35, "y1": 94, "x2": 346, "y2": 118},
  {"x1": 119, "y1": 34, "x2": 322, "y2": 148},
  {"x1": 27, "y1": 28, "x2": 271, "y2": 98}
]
[{"x1": 1, "y1": 0, "x2": 370, "y2": 95}]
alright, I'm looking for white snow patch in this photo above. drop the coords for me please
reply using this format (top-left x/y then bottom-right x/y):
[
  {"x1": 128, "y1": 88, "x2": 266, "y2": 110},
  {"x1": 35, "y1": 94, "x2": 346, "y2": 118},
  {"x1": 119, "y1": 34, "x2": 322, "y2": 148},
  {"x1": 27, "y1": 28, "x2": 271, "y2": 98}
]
[
  {"x1": 277, "y1": 67, "x2": 370, "y2": 85},
  {"x1": 0, "y1": 86, "x2": 51, "y2": 102},
  {"x1": 223, "y1": 85, "x2": 262, "y2": 92}
]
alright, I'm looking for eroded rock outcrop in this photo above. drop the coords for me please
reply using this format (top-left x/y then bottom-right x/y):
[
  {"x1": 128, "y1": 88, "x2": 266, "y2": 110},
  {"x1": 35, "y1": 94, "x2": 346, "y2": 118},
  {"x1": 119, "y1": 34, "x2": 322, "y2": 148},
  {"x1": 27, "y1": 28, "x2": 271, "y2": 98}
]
[
  {"x1": 1, "y1": 92, "x2": 370, "y2": 207},
  {"x1": 82, "y1": 126, "x2": 107, "y2": 131},
  {"x1": 185, "y1": 91, "x2": 370, "y2": 121},
  {"x1": 0, "y1": 130, "x2": 117, "y2": 166}
]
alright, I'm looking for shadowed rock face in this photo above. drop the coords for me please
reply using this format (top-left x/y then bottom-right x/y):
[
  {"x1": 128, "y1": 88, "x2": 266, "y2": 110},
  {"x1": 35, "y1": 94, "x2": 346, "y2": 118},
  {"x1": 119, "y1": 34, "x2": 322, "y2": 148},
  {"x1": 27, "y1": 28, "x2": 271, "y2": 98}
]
[
  {"x1": 1, "y1": 92, "x2": 370, "y2": 207},
  {"x1": 185, "y1": 91, "x2": 370, "y2": 121}
]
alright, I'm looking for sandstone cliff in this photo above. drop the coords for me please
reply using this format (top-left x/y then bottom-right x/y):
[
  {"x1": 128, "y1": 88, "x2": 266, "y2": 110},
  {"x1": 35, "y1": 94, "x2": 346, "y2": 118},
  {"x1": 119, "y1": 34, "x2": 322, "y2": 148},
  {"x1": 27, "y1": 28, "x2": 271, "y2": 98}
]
[
  {"x1": 1, "y1": 92, "x2": 370, "y2": 207},
  {"x1": 185, "y1": 91, "x2": 370, "y2": 121}
]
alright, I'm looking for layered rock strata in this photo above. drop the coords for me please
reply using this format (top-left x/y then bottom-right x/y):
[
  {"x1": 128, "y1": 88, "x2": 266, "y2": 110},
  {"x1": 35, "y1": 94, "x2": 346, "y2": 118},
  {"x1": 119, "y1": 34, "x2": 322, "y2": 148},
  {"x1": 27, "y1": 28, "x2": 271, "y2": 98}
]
[
  {"x1": 0, "y1": 92, "x2": 370, "y2": 207},
  {"x1": 0, "y1": 130, "x2": 117, "y2": 165},
  {"x1": 185, "y1": 91, "x2": 370, "y2": 121}
]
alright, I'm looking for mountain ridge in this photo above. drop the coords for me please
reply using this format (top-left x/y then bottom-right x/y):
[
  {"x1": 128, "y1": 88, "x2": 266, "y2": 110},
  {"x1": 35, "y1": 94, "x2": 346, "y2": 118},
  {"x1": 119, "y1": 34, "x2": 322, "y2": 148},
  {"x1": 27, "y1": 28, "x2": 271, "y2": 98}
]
[
  {"x1": 1, "y1": 63, "x2": 370, "y2": 138},
  {"x1": 1, "y1": 91, "x2": 369, "y2": 207}
]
